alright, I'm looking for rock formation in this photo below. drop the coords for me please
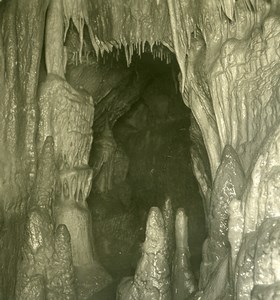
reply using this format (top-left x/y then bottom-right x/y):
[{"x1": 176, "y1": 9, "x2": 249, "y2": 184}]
[
  {"x1": 2, "y1": 0, "x2": 280, "y2": 299},
  {"x1": 15, "y1": 137, "x2": 76, "y2": 300},
  {"x1": 117, "y1": 207, "x2": 171, "y2": 300}
]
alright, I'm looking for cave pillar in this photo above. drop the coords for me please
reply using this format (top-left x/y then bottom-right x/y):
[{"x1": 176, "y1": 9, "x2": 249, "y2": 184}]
[
  {"x1": 38, "y1": 1, "x2": 114, "y2": 296},
  {"x1": 38, "y1": 0, "x2": 97, "y2": 270},
  {"x1": 38, "y1": 75, "x2": 95, "y2": 267}
]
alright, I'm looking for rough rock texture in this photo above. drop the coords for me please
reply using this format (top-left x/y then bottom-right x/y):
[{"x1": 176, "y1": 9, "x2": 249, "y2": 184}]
[
  {"x1": 185, "y1": 4, "x2": 273, "y2": 180},
  {"x1": 235, "y1": 218, "x2": 280, "y2": 300},
  {"x1": 0, "y1": 2, "x2": 49, "y2": 295},
  {"x1": 65, "y1": 53, "x2": 155, "y2": 134},
  {"x1": 199, "y1": 255, "x2": 231, "y2": 300},
  {"x1": 38, "y1": 75, "x2": 94, "y2": 170},
  {"x1": 209, "y1": 16, "x2": 280, "y2": 173},
  {"x1": 235, "y1": 232, "x2": 257, "y2": 300},
  {"x1": 185, "y1": 6, "x2": 280, "y2": 300},
  {"x1": 242, "y1": 122, "x2": 280, "y2": 235},
  {"x1": 16, "y1": 137, "x2": 76, "y2": 300},
  {"x1": 199, "y1": 145, "x2": 245, "y2": 288},
  {"x1": 62, "y1": 0, "x2": 172, "y2": 62},
  {"x1": 116, "y1": 205, "x2": 199, "y2": 300},
  {"x1": 91, "y1": 121, "x2": 117, "y2": 193},
  {"x1": 228, "y1": 199, "x2": 244, "y2": 281},
  {"x1": 189, "y1": 116, "x2": 212, "y2": 225},
  {"x1": 55, "y1": 168, "x2": 94, "y2": 267},
  {"x1": 38, "y1": 75, "x2": 113, "y2": 298},
  {"x1": 252, "y1": 282, "x2": 280, "y2": 300},
  {"x1": 47, "y1": 224, "x2": 76, "y2": 300},
  {"x1": 0, "y1": 0, "x2": 49, "y2": 178}
]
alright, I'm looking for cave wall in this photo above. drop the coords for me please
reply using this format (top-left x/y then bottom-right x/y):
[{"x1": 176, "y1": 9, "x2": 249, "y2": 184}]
[
  {"x1": 0, "y1": 0, "x2": 49, "y2": 297},
  {"x1": 183, "y1": 3, "x2": 280, "y2": 298}
]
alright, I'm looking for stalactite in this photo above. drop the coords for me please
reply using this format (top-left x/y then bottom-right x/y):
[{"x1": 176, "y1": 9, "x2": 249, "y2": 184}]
[
  {"x1": 220, "y1": 0, "x2": 235, "y2": 20},
  {"x1": 166, "y1": 0, "x2": 188, "y2": 93},
  {"x1": 45, "y1": 0, "x2": 65, "y2": 78}
]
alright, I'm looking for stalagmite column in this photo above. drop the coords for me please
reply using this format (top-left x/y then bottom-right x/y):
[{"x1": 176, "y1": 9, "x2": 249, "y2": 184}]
[
  {"x1": 38, "y1": 72, "x2": 96, "y2": 276},
  {"x1": 39, "y1": 1, "x2": 112, "y2": 297},
  {"x1": 172, "y1": 208, "x2": 197, "y2": 299},
  {"x1": 41, "y1": 0, "x2": 94, "y2": 268}
]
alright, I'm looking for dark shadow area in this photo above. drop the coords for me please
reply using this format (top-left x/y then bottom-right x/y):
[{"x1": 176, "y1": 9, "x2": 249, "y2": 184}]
[{"x1": 84, "y1": 51, "x2": 206, "y2": 284}]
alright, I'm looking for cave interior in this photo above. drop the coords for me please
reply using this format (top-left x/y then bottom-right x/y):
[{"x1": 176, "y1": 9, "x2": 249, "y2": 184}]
[{"x1": 1, "y1": 0, "x2": 280, "y2": 299}]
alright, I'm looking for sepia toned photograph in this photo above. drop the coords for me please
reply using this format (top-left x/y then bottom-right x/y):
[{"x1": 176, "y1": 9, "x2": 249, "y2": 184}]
[{"x1": 0, "y1": 1, "x2": 279, "y2": 299}]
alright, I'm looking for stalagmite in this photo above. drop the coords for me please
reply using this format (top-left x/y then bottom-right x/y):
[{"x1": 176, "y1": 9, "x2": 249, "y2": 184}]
[
  {"x1": 234, "y1": 217, "x2": 280, "y2": 299},
  {"x1": 162, "y1": 197, "x2": 175, "y2": 267},
  {"x1": 172, "y1": 208, "x2": 197, "y2": 299},
  {"x1": 228, "y1": 198, "x2": 244, "y2": 282},
  {"x1": 55, "y1": 168, "x2": 94, "y2": 267},
  {"x1": 16, "y1": 137, "x2": 75, "y2": 300},
  {"x1": 47, "y1": 224, "x2": 76, "y2": 300},
  {"x1": 117, "y1": 207, "x2": 171, "y2": 300},
  {"x1": 200, "y1": 145, "x2": 245, "y2": 289},
  {"x1": 253, "y1": 218, "x2": 280, "y2": 287},
  {"x1": 38, "y1": 5, "x2": 113, "y2": 297},
  {"x1": 220, "y1": 0, "x2": 235, "y2": 21},
  {"x1": 235, "y1": 232, "x2": 257, "y2": 299},
  {"x1": 199, "y1": 255, "x2": 231, "y2": 300},
  {"x1": 38, "y1": 76, "x2": 112, "y2": 298}
]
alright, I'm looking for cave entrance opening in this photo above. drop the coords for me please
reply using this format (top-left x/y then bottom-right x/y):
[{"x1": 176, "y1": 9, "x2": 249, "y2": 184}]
[{"x1": 65, "y1": 41, "x2": 206, "y2": 285}]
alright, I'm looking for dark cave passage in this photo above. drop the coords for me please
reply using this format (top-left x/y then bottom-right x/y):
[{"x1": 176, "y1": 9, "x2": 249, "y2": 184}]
[{"x1": 76, "y1": 51, "x2": 207, "y2": 286}]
